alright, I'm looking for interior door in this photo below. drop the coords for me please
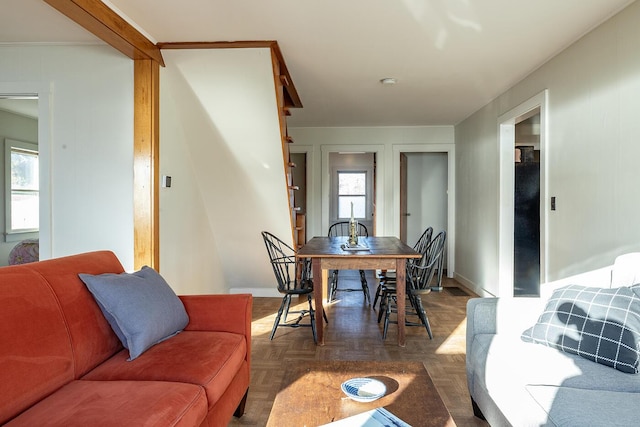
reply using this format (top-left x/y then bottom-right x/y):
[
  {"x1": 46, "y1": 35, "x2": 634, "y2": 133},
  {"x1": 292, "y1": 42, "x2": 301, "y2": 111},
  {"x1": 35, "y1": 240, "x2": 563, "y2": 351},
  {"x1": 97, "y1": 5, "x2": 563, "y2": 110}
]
[
  {"x1": 400, "y1": 153, "x2": 408, "y2": 243},
  {"x1": 403, "y1": 152, "x2": 448, "y2": 256}
]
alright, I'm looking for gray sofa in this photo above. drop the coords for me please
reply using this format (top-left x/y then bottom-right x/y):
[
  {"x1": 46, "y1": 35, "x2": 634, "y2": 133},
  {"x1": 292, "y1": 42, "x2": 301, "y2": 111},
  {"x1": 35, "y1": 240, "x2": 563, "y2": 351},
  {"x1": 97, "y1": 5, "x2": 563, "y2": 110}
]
[{"x1": 466, "y1": 254, "x2": 640, "y2": 426}]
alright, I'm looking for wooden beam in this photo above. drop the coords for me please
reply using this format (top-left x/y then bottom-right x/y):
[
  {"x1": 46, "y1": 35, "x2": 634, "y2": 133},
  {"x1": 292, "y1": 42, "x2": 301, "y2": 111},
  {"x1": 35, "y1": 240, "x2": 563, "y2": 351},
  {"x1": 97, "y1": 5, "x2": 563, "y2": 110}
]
[
  {"x1": 133, "y1": 59, "x2": 160, "y2": 270},
  {"x1": 44, "y1": 0, "x2": 164, "y2": 66},
  {"x1": 269, "y1": 42, "x2": 303, "y2": 109},
  {"x1": 159, "y1": 40, "x2": 302, "y2": 108},
  {"x1": 157, "y1": 40, "x2": 274, "y2": 50}
]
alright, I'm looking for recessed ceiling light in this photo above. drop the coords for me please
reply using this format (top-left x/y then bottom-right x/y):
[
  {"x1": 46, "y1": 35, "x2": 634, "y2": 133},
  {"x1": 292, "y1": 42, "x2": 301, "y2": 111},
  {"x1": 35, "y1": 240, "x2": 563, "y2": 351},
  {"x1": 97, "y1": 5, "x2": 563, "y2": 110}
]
[{"x1": 380, "y1": 78, "x2": 397, "y2": 85}]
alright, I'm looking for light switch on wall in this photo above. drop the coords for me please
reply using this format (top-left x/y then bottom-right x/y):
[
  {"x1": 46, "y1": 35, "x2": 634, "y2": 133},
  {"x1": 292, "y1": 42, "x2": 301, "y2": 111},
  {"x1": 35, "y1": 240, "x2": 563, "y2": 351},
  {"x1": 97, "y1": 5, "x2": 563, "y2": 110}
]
[
  {"x1": 551, "y1": 196, "x2": 556, "y2": 210},
  {"x1": 162, "y1": 175, "x2": 172, "y2": 188}
]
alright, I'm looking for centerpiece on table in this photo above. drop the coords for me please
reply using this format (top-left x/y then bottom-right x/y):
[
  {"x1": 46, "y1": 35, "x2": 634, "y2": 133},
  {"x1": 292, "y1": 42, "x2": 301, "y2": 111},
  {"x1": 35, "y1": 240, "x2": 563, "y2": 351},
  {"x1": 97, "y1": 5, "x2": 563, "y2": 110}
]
[{"x1": 343, "y1": 202, "x2": 368, "y2": 251}]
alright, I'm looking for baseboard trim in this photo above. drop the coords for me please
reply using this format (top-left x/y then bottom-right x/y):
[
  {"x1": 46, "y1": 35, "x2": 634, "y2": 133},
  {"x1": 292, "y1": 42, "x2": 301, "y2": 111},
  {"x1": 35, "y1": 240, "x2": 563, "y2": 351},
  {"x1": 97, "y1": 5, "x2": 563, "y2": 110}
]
[{"x1": 453, "y1": 273, "x2": 496, "y2": 297}]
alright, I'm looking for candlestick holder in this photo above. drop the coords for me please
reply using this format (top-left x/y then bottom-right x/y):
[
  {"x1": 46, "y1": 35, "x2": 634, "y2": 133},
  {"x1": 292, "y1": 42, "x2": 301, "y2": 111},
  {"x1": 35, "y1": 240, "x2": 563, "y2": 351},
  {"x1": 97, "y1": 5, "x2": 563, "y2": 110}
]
[{"x1": 348, "y1": 217, "x2": 359, "y2": 246}]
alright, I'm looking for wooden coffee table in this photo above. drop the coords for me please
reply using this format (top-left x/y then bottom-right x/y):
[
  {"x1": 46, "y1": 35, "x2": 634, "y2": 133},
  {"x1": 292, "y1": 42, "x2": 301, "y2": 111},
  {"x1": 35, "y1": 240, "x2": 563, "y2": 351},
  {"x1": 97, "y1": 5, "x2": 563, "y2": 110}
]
[{"x1": 266, "y1": 360, "x2": 456, "y2": 427}]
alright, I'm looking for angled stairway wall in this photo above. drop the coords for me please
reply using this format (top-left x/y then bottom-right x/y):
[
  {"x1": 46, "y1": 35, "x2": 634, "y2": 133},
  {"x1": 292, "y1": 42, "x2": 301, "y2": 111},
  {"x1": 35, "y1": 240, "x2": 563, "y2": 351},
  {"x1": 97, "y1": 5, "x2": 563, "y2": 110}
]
[{"x1": 159, "y1": 48, "x2": 292, "y2": 296}]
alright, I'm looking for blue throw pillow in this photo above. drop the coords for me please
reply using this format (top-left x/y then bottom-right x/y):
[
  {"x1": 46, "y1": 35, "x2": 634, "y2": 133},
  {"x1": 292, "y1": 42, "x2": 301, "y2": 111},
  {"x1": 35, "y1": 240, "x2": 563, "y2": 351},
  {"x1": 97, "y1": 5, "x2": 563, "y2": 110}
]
[
  {"x1": 522, "y1": 284, "x2": 640, "y2": 373},
  {"x1": 79, "y1": 266, "x2": 189, "y2": 361}
]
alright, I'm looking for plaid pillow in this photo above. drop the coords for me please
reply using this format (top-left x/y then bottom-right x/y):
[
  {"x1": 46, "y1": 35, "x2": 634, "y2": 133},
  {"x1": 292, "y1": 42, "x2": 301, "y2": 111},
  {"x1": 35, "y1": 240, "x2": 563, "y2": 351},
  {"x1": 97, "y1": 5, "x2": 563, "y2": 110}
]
[{"x1": 521, "y1": 284, "x2": 640, "y2": 373}]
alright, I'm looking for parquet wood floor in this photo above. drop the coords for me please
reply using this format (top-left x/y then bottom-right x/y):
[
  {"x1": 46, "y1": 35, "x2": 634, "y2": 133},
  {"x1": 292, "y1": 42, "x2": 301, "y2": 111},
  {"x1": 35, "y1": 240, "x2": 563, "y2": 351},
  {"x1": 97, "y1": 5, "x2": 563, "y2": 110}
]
[{"x1": 228, "y1": 271, "x2": 489, "y2": 427}]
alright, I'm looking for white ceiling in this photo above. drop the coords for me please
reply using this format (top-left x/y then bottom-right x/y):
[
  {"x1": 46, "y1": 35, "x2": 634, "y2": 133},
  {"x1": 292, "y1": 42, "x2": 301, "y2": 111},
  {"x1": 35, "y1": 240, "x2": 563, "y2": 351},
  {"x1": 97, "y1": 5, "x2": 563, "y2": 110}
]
[
  {"x1": 0, "y1": 98, "x2": 38, "y2": 119},
  {"x1": 1, "y1": 0, "x2": 635, "y2": 127}
]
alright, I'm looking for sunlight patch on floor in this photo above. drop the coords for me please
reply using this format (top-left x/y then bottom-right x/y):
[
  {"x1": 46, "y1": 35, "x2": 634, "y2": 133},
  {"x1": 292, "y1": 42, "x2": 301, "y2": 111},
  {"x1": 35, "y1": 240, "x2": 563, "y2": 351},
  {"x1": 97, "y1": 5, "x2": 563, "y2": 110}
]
[{"x1": 436, "y1": 317, "x2": 466, "y2": 355}]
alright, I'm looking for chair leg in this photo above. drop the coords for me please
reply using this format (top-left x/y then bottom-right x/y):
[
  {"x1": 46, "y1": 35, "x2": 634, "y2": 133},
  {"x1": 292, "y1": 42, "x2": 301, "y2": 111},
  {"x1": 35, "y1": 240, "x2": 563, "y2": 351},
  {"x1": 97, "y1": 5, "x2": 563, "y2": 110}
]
[
  {"x1": 327, "y1": 270, "x2": 339, "y2": 302},
  {"x1": 373, "y1": 281, "x2": 382, "y2": 308},
  {"x1": 377, "y1": 289, "x2": 387, "y2": 323},
  {"x1": 283, "y1": 293, "x2": 292, "y2": 323},
  {"x1": 308, "y1": 294, "x2": 318, "y2": 344},
  {"x1": 415, "y1": 296, "x2": 433, "y2": 339},
  {"x1": 270, "y1": 295, "x2": 289, "y2": 340},
  {"x1": 382, "y1": 294, "x2": 392, "y2": 340},
  {"x1": 359, "y1": 269, "x2": 371, "y2": 305},
  {"x1": 407, "y1": 292, "x2": 418, "y2": 311}
]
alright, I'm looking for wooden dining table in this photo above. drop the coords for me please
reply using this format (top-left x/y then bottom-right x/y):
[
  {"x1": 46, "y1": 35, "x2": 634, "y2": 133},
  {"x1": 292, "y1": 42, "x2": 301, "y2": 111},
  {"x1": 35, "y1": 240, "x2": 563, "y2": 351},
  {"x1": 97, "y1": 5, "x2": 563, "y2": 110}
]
[{"x1": 296, "y1": 236, "x2": 421, "y2": 346}]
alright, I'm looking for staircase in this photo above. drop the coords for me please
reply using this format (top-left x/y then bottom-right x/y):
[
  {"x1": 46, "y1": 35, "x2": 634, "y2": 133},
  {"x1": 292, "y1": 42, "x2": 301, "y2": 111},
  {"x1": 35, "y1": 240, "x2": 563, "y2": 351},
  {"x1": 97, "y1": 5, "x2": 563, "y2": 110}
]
[{"x1": 270, "y1": 42, "x2": 305, "y2": 249}]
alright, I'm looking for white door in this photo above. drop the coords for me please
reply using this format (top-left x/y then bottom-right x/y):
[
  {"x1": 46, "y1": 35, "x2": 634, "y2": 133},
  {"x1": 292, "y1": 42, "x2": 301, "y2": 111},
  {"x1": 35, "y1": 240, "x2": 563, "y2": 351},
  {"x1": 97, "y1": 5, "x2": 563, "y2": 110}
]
[{"x1": 405, "y1": 153, "x2": 448, "y2": 254}]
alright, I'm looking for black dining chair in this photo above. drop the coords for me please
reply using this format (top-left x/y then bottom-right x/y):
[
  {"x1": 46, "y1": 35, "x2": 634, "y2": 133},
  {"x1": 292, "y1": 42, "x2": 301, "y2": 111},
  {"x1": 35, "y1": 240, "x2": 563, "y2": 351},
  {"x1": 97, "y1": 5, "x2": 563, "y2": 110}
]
[
  {"x1": 327, "y1": 221, "x2": 371, "y2": 304},
  {"x1": 261, "y1": 231, "x2": 325, "y2": 343},
  {"x1": 373, "y1": 226, "x2": 433, "y2": 309},
  {"x1": 381, "y1": 230, "x2": 446, "y2": 340}
]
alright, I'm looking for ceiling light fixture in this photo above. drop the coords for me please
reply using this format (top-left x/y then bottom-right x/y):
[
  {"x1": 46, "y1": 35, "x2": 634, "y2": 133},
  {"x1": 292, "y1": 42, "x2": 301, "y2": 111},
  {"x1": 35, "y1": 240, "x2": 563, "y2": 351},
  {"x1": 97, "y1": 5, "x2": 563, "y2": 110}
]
[{"x1": 380, "y1": 78, "x2": 397, "y2": 85}]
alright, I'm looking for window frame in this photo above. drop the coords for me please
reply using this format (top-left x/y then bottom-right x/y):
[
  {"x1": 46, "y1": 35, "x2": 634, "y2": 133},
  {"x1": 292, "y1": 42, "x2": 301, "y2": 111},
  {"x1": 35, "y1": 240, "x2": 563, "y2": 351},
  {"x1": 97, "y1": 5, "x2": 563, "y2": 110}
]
[
  {"x1": 4, "y1": 138, "x2": 39, "y2": 242},
  {"x1": 336, "y1": 170, "x2": 368, "y2": 220}
]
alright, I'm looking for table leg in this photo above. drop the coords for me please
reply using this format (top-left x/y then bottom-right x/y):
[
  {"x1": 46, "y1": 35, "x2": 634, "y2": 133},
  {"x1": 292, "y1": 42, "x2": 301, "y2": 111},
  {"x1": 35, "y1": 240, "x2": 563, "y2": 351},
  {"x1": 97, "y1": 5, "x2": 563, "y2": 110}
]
[
  {"x1": 312, "y1": 258, "x2": 325, "y2": 345},
  {"x1": 396, "y1": 258, "x2": 407, "y2": 347}
]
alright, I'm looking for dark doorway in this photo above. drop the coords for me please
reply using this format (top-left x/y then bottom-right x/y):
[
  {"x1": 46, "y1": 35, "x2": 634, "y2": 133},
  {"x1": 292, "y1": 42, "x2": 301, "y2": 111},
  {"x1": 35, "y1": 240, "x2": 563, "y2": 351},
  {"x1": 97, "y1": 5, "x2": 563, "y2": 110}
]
[{"x1": 514, "y1": 114, "x2": 541, "y2": 297}]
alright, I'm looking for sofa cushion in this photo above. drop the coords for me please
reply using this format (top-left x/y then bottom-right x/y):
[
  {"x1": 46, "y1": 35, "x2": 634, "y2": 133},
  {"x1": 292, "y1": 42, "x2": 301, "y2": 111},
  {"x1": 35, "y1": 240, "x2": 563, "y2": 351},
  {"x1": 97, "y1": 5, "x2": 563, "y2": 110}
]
[
  {"x1": 4, "y1": 380, "x2": 208, "y2": 427},
  {"x1": 526, "y1": 385, "x2": 640, "y2": 427},
  {"x1": 471, "y1": 334, "x2": 640, "y2": 395},
  {"x1": 24, "y1": 251, "x2": 125, "y2": 377},
  {"x1": 79, "y1": 266, "x2": 189, "y2": 360},
  {"x1": 82, "y1": 331, "x2": 247, "y2": 410},
  {"x1": 0, "y1": 267, "x2": 75, "y2": 425},
  {"x1": 521, "y1": 284, "x2": 640, "y2": 373}
]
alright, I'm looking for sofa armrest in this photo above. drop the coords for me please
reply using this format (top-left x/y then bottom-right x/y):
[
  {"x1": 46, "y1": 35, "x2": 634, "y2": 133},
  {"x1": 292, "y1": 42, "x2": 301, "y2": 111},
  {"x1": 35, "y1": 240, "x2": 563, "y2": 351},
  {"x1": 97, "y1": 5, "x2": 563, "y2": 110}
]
[
  {"x1": 180, "y1": 294, "x2": 252, "y2": 370},
  {"x1": 466, "y1": 298, "x2": 499, "y2": 337},
  {"x1": 466, "y1": 297, "x2": 546, "y2": 341},
  {"x1": 180, "y1": 294, "x2": 252, "y2": 337}
]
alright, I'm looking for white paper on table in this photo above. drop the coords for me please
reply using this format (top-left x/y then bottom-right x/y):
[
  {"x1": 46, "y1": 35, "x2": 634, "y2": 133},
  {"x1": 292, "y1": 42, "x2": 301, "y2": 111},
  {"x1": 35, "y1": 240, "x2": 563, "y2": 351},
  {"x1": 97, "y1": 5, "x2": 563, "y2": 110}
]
[
  {"x1": 319, "y1": 407, "x2": 412, "y2": 427},
  {"x1": 340, "y1": 242, "x2": 369, "y2": 251}
]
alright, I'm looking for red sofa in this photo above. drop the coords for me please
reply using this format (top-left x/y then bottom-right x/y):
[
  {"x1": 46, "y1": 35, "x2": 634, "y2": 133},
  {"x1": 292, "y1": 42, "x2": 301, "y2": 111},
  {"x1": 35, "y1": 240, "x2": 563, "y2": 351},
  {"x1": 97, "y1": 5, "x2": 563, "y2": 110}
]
[{"x1": 0, "y1": 251, "x2": 251, "y2": 427}]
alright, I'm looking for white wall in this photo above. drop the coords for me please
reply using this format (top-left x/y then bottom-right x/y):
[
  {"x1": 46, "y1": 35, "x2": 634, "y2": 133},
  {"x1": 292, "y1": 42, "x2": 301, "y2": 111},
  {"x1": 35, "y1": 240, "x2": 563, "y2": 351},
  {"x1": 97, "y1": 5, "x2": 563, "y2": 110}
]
[
  {"x1": 0, "y1": 45, "x2": 135, "y2": 270},
  {"x1": 159, "y1": 48, "x2": 291, "y2": 296},
  {"x1": 288, "y1": 126, "x2": 455, "y2": 236},
  {"x1": 455, "y1": 1, "x2": 640, "y2": 297}
]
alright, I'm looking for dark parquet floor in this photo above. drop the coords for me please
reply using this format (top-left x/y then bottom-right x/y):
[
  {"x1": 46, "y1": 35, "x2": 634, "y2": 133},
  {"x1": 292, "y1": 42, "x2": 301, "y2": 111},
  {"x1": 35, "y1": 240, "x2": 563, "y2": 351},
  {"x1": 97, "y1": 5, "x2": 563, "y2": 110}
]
[{"x1": 228, "y1": 270, "x2": 488, "y2": 427}]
